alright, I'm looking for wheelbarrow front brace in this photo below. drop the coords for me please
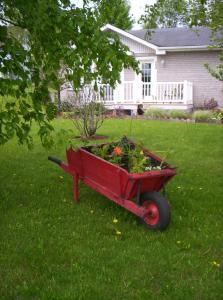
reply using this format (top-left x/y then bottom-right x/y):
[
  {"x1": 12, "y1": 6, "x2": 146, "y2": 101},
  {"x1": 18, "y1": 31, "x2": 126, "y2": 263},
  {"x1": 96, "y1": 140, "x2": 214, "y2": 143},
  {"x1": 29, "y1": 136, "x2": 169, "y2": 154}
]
[{"x1": 48, "y1": 156, "x2": 79, "y2": 202}]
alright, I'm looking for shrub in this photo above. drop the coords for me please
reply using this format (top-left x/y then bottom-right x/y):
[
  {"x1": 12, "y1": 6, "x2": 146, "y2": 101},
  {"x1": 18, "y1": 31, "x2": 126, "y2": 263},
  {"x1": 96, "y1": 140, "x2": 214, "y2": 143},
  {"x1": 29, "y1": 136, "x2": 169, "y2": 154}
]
[
  {"x1": 145, "y1": 108, "x2": 169, "y2": 118},
  {"x1": 63, "y1": 111, "x2": 75, "y2": 119},
  {"x1": 192, "y1": 110, "x2": 214, "y2": 122},
  {"x1": 69, "y1": 86, "x2": 106, "y2": 138},
  {"x1": 169, "y1": 110, "x2": 190, "y2": 119},
  {"x1": 196, "y1": 98, "x2": 218, "y2": 110},
  {"x1": 211, "y1": 109, "x2": 223, "y2": 123},
  {"x1": 61, "y1": 101, "x2": 74, "y2": 112},
  {"x1": 203, "y1": 98, "x2": 218, "y2": 110},
  {"x1": 90, "y1": 102, "x2": 106, "y2": 115}
]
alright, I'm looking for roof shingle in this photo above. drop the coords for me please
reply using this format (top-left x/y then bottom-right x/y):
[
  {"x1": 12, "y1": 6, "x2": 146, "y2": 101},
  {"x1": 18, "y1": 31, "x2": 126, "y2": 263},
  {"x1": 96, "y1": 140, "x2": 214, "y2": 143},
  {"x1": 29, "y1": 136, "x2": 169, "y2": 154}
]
[{"x1": 128, "y1": 27, "x2": 221, "y2": 47}]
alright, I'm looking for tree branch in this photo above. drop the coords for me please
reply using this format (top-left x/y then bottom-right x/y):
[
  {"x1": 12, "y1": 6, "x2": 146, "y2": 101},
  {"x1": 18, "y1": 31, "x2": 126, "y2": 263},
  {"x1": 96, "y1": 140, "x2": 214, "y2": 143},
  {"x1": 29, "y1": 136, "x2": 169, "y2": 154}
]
[{"x1": 0, "y1": 17, "x2": 24, "y2": 28}]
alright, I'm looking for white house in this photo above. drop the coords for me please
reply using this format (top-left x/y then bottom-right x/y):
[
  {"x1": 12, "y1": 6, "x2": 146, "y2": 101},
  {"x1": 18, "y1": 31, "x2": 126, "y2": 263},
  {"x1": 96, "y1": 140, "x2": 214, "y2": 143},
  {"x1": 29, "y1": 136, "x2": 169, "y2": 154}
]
[{"x1": 62, "y1": 24, "x2": 222, "y2": 112}]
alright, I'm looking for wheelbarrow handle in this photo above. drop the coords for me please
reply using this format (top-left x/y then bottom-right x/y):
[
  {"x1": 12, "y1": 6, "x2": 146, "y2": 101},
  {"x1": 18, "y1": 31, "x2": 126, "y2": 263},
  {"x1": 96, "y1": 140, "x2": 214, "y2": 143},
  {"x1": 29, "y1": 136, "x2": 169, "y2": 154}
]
[
  {"x1": 48, "y1": 156, "x2": 62, "y2": 165},
  {"x1": 48, "y1": 156, "x2": 72, "y2": 176}
]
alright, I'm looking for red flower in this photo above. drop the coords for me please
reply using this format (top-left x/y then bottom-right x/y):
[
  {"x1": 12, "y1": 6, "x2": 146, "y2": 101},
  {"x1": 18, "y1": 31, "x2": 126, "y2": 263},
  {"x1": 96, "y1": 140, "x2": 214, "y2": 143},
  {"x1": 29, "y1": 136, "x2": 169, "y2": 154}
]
[{"x1": 113, "y1": 146, "x2": 122, "y2": 156}]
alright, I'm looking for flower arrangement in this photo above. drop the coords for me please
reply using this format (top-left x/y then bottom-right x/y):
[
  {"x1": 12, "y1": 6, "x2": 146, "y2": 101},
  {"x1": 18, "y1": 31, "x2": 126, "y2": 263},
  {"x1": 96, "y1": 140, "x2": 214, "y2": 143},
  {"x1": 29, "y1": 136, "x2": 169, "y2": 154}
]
[{"x1": 90, "y1": 136, "x2": 165, "y2": 173}]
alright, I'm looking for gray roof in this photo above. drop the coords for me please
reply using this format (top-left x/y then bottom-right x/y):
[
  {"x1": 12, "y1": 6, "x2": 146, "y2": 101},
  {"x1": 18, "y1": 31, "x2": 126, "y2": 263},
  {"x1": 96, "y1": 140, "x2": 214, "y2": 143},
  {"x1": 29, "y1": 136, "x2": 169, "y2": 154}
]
[{"x1": 128, "y1": 27, "x2": 221, "y2": 47}]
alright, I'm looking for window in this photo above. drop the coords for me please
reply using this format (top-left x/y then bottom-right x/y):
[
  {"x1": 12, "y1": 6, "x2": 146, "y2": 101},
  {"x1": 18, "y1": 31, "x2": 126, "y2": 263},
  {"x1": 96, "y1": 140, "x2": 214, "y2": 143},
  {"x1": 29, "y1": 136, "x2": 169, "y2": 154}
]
[
  {"x1": 141, "y1": 63, "x2": 152, "y2": 97},
  {"x1": 141, "y1": 63, "x2": 151, "y2": 82}
]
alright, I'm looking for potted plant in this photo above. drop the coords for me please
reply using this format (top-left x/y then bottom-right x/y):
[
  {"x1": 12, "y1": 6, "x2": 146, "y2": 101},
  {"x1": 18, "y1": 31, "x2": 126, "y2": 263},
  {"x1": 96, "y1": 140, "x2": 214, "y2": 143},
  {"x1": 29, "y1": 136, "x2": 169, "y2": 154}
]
[{"x1": 89, "y1": 136, "x2": 164, "y2": 173}]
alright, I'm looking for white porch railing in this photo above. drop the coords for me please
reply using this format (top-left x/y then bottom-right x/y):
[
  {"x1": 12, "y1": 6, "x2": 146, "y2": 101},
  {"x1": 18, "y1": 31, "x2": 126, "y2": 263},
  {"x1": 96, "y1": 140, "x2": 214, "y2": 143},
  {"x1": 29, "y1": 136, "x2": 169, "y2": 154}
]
[
  {"x1": 99, "y1": 81, "x2": 193, "y2": 105},
  {"x1": 97, "y1": 84, "x2": 114, "y2": 102}
]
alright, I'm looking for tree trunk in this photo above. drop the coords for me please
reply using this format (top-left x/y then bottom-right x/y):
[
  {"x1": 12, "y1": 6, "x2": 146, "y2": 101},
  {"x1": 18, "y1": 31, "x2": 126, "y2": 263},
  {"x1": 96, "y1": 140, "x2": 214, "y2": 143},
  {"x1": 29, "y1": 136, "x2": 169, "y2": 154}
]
[{"x1": 58, "y1": 87, "x2": 61, "y2": 112}]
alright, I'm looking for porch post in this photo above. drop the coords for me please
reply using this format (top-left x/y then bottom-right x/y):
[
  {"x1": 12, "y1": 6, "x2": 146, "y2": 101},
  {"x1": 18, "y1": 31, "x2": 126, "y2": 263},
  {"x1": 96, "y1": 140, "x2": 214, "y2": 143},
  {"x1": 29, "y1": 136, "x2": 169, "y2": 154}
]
[
  {"x1": 113, "y1": 85, "x2": 119, "y2": 105},
  {"x1": 114, "y1": 70, "x2": 125, "y2": 105},
  {"x1": 134, "y1": 72, "x2": 142, "y2": 104},
  {"x1": 183, "y1": 80, "x2": 188, "y2": 105},
  {"x1": 188, "y1": 82, "x2": 193, "y2": 105}
]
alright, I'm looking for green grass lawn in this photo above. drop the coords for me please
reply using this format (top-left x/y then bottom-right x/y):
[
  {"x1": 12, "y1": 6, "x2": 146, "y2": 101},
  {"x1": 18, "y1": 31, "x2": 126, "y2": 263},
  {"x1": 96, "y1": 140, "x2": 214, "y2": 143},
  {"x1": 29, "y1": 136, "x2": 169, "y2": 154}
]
[{"x1": 0, "y1": 119, "x2": 222, "y2": 300}]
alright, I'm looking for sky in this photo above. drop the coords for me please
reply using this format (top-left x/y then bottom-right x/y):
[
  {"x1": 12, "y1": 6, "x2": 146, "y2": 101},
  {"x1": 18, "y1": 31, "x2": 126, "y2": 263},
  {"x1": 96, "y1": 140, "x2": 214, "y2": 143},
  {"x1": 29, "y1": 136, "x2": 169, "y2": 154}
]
[{"x1": 129, "y1": 0, "x2": 156, "y2": 29}]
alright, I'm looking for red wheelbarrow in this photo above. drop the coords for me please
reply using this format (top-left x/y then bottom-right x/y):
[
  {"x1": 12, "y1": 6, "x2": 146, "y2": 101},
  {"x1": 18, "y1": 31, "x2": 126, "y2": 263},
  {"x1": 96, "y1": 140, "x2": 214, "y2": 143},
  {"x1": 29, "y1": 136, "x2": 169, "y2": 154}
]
[{"x1": 48, "y1": 142, "x2": 176, "y2": 230}]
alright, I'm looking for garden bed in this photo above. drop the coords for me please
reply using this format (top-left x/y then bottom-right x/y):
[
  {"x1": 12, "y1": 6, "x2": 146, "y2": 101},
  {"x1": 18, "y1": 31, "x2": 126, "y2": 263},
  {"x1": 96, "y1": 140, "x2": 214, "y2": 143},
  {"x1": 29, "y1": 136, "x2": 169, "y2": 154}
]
[
  {"x1": 84, "y1": 136, "x2": 168, "y2": 173},
  {"x1": 138, "y1": 115, "x2": 221, "y2": 124},
  {"x1": 143, "y1": 108, "x2": 223, "y2": 124},
  {"x1": 62, "y1": 109, "x2": 222, "y2": 124}
]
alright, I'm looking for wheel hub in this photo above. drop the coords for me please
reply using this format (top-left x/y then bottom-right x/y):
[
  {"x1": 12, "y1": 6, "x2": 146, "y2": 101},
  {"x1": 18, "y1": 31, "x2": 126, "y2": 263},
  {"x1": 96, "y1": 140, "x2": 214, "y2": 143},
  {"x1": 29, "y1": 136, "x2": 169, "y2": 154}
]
[{"x1": 143, "y1": 201, "x2": 160, "y2": 225}]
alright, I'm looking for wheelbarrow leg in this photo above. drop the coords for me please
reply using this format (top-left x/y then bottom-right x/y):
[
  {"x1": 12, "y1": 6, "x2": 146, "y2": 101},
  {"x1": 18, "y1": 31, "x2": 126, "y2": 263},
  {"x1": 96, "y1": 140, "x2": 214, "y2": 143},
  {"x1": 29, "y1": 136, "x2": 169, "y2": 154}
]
[{"x1": 73, "y1": 173, "x2": 79, "y2": 202}]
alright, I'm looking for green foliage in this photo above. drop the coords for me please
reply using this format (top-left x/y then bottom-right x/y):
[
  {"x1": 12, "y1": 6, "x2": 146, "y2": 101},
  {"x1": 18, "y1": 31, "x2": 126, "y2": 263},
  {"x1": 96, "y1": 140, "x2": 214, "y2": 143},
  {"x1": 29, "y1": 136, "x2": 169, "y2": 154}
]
[
  {"x1": 108, "y1": 151, "x2": 123, "y2": 166},
  {"x1": 187, "y1": 0, "x2": 223, "y2": 82},
  {"x1": 60, "y1": 101, "x2": 74, "y2": 112},
  {"x1": 212, "y1": 109, "x2": 223, "y2": 122},
  {"x1": 89, "y1": 136, "x2": 162, "y2": 173},
  {"x1": 192, "y1": 110, "x2": 213, "y2": 122},
  {"x1": 145, "y1": 108, "x2": 169, "y2": 118},
  {"x1": 91, "y1": 144, "x2": 110, "y2": 159},
  {"x1": 0, "y1": 0, "x2": 138, "y2": 147},
  {"x1": 90, "y1": 102, "x2": 107, "y2": 116},
  {"x1": 205, "y1": 61, "x2": 223, "y2": 82},
  {"x1": 127, "y1": 146, "x2": 149, "y2": 173},
  {"x1": 0, "y1": 96, "x2": 56, "y2": 149},
  {"x1": 140, "y1": 0, "x2": 189, "y2": 28},
  {"x1": 70, "y1": 87, "x2": 107, "y2": 138},
  {"x1": 169, "y1": 110, "x2": 190, "y2": 119},
  {"x1": 117, "y1": 135, "x2": 131, "y2": 152},
  {"x1": 97, "y1": 0, "x2": 134, "y2": 30}
]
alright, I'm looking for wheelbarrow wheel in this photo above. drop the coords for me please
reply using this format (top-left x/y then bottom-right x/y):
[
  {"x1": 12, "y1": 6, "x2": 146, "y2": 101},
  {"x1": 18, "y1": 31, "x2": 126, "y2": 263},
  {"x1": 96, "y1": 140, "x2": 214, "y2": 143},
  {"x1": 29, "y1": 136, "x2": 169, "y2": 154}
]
[{"x1": 139, "y1": 192, "x2": 170, "y2": 230}]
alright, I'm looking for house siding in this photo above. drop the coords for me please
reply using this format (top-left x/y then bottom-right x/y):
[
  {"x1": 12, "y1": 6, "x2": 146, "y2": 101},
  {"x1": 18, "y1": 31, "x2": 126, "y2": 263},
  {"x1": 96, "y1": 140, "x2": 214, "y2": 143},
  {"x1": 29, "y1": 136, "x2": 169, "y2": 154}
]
[
  {"x1": 124, "y1": 68, "x2": 135, "y2": 81},
  {"x1": 134, "y1": 53, "x2": 156, "y2": 57},
  {"x1": 156, "y1": 51, "x2": 223, "y2": 107},
  {"x1": 120, "y1": 35, "x2": 155, "y2": 54}
]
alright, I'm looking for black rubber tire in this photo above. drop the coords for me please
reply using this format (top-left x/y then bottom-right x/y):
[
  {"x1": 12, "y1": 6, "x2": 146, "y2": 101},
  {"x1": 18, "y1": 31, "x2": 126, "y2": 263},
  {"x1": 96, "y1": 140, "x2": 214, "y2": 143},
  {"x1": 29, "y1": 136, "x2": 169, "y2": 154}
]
[{"x1": 139, "y1": 191, "x2": 170, "y2": 230}]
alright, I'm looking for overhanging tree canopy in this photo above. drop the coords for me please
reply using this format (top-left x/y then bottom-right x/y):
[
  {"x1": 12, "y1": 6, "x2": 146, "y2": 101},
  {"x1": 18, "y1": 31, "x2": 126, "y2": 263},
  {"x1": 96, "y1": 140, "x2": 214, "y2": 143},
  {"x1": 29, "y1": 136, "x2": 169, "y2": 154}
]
[
  {"x1": 0, "y1": 0, "x2": 138, "y2": 147},
  {"x1": 97, "y1": 0, "x2": 134, "y2": 30},
  {"x1": 140, "y1": 0, "x2": 223, "y2": 83},
  {"x1": 140, "y1": 0, "x2": 189, "y2": 28}
]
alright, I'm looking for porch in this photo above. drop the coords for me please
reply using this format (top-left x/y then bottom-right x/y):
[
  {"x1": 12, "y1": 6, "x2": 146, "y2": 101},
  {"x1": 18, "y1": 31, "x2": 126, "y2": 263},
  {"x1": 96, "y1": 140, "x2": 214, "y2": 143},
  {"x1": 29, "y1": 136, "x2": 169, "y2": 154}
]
[{"x1": 99, "y1": 81, "x2": 193, "y2": 111}]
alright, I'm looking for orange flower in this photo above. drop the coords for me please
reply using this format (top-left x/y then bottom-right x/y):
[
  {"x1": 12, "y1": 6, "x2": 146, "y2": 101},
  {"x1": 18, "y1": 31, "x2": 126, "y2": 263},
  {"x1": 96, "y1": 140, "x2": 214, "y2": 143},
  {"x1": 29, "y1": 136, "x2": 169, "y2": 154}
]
[{"x1": 113, "y1": 146, "x2": 122, "y2": 156}]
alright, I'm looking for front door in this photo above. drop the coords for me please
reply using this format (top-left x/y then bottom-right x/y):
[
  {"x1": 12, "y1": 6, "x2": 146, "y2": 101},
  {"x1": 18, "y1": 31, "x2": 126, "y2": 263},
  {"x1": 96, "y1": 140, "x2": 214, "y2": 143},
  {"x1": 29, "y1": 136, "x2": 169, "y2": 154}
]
[{"x1": 141, "y1": 62, "x2": 152, "y2": 100}]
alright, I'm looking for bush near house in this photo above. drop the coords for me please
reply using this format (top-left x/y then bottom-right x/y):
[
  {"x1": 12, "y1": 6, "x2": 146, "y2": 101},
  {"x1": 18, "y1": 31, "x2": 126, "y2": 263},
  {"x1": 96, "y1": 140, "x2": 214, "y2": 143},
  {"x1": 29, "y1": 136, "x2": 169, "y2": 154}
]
[
  {"x1": 144, "y1": 108, "x2": 222, "y2": 123},
  {"x1": 196, "y1": 98, "x2": 218, "y2": 110},
  {"x1": 203, "y1": 98, "x2": 218, "y2": 110},
  {"x1": 60, "y1": 101, "x2": 74, "y2": 112},
  {"x1": 60, "y1": 106, "x2": 223, "y2": 124},
  {"x1": 169, "y1": 110, "x2": 190, "y2": 119},
  {"x1": 211, "y1": 109, "x2": 223, "y2": 123},
  {"x1": 145, "y1": 108, "x2": 170, "y2": 118},
  {"x1": 145, "y1": 108, "x2": 191, "y2": 120},
  {"x1": 192, "y1": 110, "x2": 214, "y2": 122}
]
